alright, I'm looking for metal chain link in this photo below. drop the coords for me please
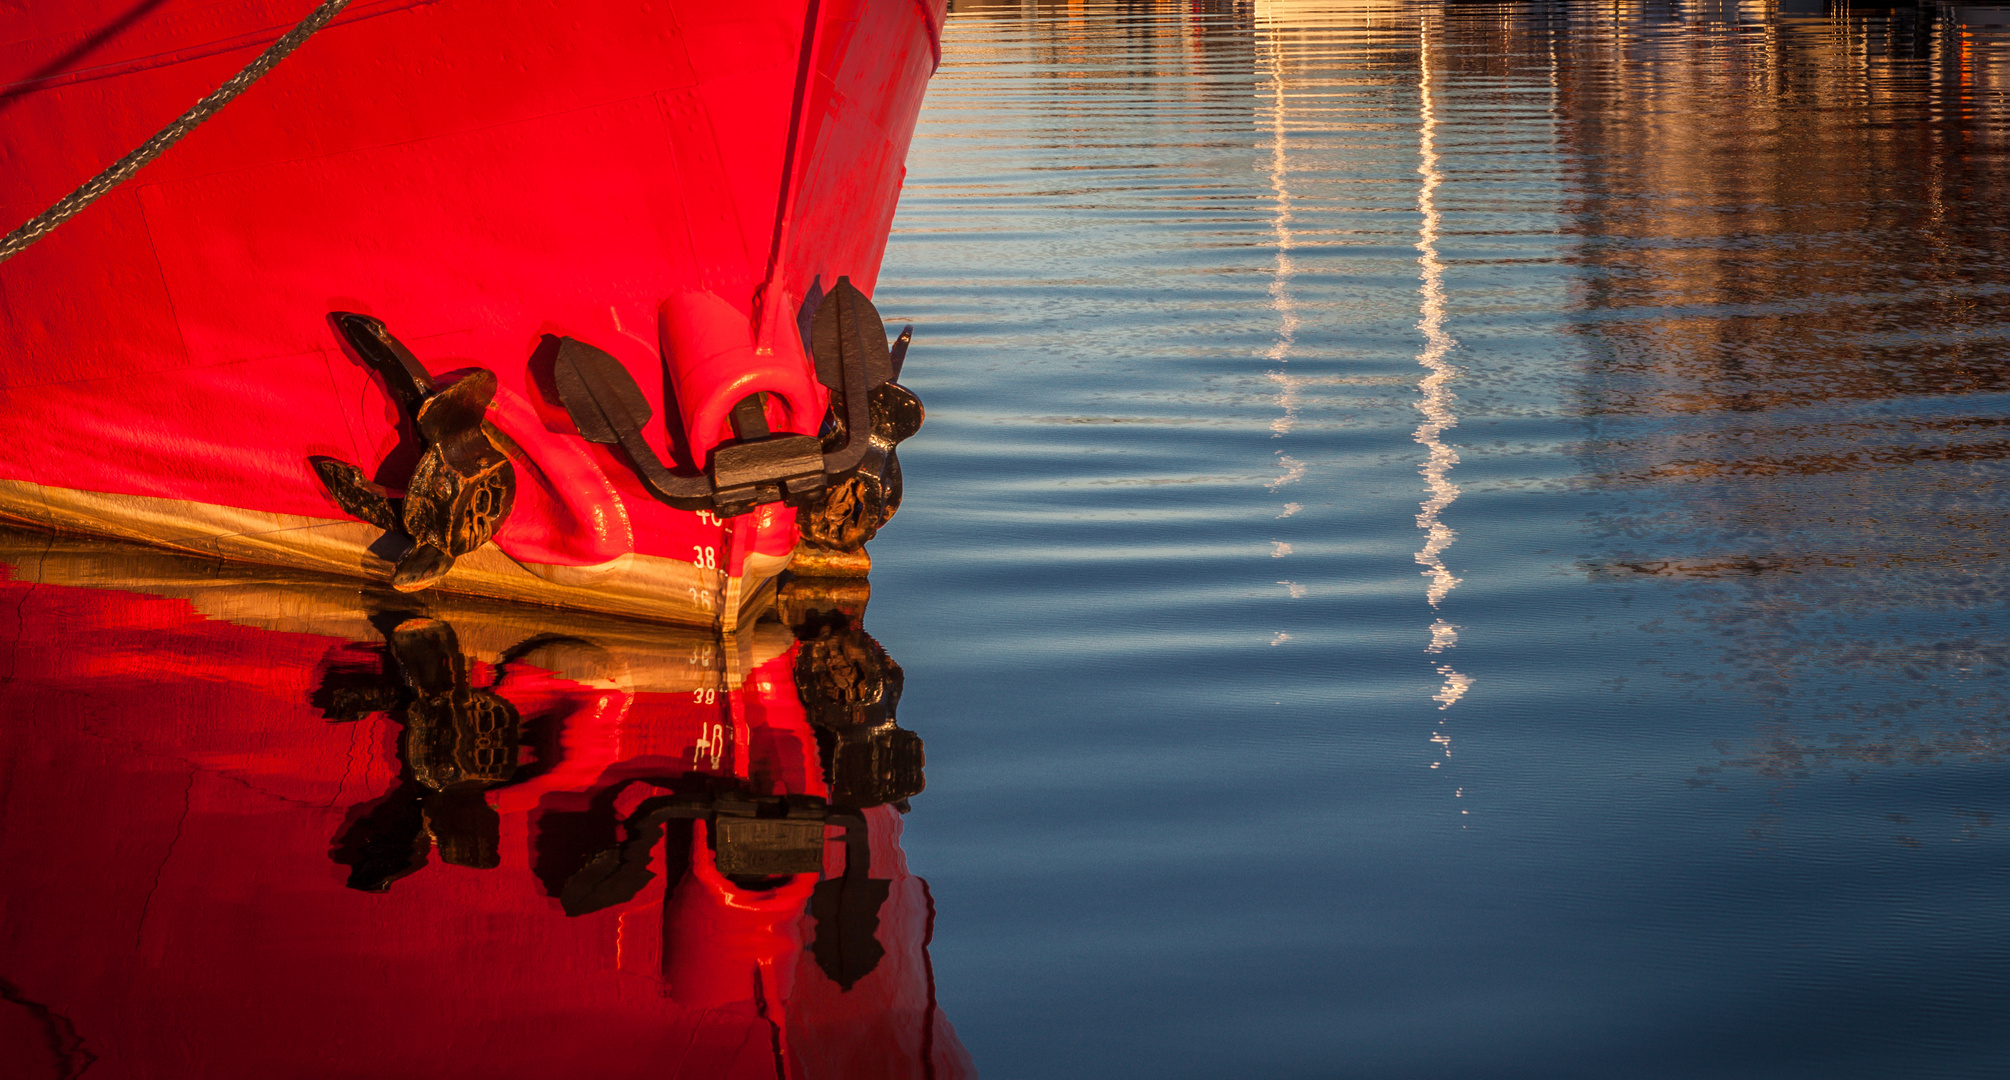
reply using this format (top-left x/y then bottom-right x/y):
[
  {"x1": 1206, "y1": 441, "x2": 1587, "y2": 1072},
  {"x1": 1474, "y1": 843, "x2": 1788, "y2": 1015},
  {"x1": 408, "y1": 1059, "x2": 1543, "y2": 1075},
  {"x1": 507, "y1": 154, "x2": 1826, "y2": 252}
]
[{"x1": 0, "y1": 0, "x2": 354, "y2": 265}]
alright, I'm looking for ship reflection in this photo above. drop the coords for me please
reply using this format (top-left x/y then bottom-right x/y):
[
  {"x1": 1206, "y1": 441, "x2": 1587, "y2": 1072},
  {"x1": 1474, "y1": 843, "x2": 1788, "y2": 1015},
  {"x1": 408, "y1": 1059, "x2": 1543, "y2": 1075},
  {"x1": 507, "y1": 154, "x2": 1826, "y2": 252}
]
[{"x1": 0, "y1": 528, "x2": 972, "y2": 1079}]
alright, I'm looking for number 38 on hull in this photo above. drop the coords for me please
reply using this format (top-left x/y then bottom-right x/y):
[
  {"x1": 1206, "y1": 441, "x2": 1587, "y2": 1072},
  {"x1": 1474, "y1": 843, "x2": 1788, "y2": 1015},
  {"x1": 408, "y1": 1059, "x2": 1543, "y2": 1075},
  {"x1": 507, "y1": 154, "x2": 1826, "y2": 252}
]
[{"x1": 0, "y1": 0, "x2": 940, "y2": 628}]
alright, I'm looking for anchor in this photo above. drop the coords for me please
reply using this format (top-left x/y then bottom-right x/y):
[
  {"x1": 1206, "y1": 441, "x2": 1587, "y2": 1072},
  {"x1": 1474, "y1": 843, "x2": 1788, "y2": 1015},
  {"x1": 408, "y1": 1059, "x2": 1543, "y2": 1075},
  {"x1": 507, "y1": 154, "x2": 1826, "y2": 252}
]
[
  {"x1": 552, "y1": 277, "x2": 922, "y2": 534},
  {"x1": 313, "y1": 313, "x2": 516, "y2": 592}
]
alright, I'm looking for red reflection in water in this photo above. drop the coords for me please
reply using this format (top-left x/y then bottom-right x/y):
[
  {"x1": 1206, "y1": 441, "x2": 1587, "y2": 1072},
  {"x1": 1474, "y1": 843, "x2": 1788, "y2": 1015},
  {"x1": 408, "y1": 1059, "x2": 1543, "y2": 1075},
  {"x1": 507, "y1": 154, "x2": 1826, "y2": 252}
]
[{"x1": 0, "y1": 534, "x2": 972, "y2": 1079}]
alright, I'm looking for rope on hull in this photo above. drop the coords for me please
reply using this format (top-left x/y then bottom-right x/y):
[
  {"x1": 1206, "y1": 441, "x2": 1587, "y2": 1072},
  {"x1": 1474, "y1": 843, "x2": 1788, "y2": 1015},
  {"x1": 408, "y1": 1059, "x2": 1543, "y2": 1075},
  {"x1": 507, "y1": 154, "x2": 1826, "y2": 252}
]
[{"x1": 0, "y1": 0, "x2": 354, "y2": 265}]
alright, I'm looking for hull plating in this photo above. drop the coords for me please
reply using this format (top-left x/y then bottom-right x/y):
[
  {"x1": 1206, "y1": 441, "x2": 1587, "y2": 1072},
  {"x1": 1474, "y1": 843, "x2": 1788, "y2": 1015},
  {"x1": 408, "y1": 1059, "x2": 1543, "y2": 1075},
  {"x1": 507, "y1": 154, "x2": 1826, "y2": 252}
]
[{"x1": 0, "y1": 0, "x2": 944, "y2": 625}]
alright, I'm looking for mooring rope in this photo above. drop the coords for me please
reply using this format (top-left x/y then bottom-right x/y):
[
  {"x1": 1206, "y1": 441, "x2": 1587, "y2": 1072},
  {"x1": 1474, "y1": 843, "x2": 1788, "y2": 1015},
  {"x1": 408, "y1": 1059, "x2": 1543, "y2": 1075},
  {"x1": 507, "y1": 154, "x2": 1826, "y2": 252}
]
[{"x1": 0, "y1": 0, "x2": 353, "y2": 265}]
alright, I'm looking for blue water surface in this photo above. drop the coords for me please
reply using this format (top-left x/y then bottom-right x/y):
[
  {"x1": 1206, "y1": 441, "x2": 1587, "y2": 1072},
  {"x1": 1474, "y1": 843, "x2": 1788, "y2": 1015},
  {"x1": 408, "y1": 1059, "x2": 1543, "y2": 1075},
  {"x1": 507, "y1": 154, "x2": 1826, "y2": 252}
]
[{"x1": 869, "y1": 2, "x2": 2010, "y2": 1076}]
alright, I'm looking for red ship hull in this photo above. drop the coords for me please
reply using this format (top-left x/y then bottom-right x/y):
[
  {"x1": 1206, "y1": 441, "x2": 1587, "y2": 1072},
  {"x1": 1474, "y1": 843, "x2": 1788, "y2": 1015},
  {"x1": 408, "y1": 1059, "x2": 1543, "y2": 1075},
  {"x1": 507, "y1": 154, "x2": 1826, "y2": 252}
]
[{"x1": 0, "y1": 0, "x2": 943, "y2": 627}]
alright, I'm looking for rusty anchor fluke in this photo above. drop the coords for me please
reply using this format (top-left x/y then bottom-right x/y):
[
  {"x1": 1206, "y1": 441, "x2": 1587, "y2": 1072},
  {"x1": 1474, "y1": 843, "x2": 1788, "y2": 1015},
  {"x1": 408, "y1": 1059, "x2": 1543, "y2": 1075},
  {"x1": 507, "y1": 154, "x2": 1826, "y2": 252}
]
[
  {"x1": 313, "y1": 313, "x2": 517, "y2": 592},
  {"x1": 550, "y1": 277, "x2": 923, "y2": 547}
]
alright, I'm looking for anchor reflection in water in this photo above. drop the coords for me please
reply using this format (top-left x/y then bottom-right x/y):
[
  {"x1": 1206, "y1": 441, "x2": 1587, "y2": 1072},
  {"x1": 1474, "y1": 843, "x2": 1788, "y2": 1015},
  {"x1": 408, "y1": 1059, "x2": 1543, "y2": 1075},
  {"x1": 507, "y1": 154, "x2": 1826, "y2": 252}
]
[
  {"x1": 0, "y1": 524, "x2": 973, "y2": 1076},
  {"x1": 306, "y1": 587, "x2": 956, "y2": 1063}
]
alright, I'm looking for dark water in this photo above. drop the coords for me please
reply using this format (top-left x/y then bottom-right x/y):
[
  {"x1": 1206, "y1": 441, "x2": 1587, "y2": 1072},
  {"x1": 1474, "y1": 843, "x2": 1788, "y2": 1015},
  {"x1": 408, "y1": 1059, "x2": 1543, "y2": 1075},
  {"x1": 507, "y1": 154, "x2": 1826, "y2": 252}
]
[{"x1": 7, "y1": 1, "x2": 2010, "y2": 1077}]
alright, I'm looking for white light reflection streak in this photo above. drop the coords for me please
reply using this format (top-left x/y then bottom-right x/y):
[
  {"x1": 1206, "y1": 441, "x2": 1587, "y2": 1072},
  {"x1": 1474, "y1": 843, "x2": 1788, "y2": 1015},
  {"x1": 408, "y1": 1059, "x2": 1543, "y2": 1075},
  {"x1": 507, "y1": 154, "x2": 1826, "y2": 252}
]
[
  {"x1": 1261, "y1": 39, "x2": 1301, "y2": 441},
  {"x1": 1261, "y1": 32, "x2": 1304, "y2": 650},
  {"x1": 1414, "y1": 23, "x2": 1470, "y2": 731}
]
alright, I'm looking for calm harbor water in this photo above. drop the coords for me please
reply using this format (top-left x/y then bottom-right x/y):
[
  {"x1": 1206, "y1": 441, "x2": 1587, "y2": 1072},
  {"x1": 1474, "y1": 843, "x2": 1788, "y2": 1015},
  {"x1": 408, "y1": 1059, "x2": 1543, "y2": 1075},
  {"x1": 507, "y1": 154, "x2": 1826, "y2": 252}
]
[
  {"x1": 875, "y1": 1, "x2": 2010, "y2": 1076},
  {"x1": 5, "y1": 1, "x2": 2010, "y2": 1077}
]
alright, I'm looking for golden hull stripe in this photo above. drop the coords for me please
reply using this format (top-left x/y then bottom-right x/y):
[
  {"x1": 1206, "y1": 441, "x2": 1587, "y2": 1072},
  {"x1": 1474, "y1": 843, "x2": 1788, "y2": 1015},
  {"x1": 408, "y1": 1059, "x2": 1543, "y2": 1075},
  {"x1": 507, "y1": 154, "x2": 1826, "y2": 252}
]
[{"x1": 0, "y1": 477, "x2": 782, "y2": 628}]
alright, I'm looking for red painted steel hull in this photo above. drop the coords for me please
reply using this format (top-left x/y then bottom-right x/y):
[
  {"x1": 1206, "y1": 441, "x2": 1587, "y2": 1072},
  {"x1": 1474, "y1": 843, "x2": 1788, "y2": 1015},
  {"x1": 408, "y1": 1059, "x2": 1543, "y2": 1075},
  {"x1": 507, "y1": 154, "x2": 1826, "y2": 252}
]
[
  {"x1": 0, "y1": 530, "x2": 973, "y2": 1079},
  {"x1": 0, "y1": 0, "x2": 943, "y2": 626}
]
